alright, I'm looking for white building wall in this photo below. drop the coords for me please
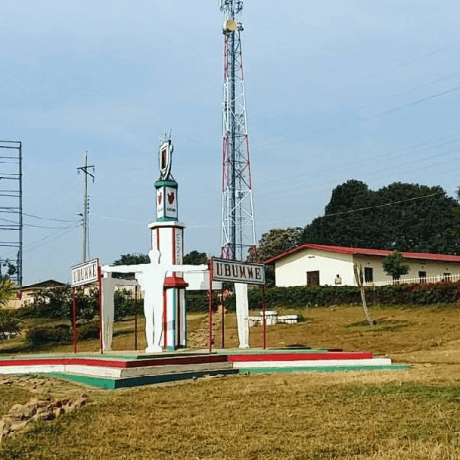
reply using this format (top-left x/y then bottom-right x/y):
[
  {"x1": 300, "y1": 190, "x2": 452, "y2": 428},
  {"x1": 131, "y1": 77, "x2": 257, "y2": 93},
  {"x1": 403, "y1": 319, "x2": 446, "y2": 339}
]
[
  {"x1": 275, "y1": 250, "x2": 460, "y2": 287},
  {"x1": 275, "y1": 249, "x2": 354, "y2": 287},
  {"x1": 354, "y1": 255, "x2": 460, "y2": 284}
]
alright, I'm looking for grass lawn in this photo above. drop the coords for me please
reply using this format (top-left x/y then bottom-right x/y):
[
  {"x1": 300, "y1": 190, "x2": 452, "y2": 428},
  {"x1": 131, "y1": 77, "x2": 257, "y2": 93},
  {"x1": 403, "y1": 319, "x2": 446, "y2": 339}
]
[{"x1": 1, "y1": 305, "x2": 460, "y2": 459}]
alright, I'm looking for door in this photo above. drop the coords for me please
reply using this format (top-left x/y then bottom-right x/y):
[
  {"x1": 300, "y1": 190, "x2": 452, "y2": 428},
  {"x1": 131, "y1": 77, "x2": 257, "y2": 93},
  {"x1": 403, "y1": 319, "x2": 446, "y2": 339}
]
[
  {"x1": 307, "y1": 271, "x2": 320, "y2": 286},
  {"x1": 364, "y1": 267, "x2": 373, "y2": 283}
]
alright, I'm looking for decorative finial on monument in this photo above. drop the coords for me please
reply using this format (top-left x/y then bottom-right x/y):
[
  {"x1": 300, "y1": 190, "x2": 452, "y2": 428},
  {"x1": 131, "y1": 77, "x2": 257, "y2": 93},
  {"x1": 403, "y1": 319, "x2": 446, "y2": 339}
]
[
  {"x1": 155, "y1": 131, "x2": 178, "y2": 222},
  {"x1": 159, "y1": 130, "x2": 174, "y2": 181}
]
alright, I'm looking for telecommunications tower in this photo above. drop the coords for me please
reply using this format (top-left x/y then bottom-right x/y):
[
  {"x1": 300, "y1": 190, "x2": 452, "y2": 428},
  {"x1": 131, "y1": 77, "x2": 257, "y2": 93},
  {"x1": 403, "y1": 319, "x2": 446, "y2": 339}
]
[{"x1": 220, "y1": 0, "x2": 256, "y2": 261}]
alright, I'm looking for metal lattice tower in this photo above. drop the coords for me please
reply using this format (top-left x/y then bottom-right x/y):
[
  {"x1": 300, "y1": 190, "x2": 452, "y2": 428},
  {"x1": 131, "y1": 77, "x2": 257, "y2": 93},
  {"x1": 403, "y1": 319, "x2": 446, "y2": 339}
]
[
  {"x1": 0, "y1": 141, "x2": 22, "y2": 287},
  {"x1": 220, "y1": 0, "x2": 256, "y2": 261}
]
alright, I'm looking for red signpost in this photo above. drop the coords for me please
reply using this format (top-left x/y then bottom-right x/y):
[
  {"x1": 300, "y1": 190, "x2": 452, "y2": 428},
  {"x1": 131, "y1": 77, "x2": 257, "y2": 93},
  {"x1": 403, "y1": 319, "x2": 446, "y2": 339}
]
[
  {"x1": 208, "y1": 259, "x2": 213, "y2": 353},
  {"x1": 71, "y1": 258, "x2": 102, "y2": 354},
  {"x1": 72, "y1": 288, "x2": 77, "y2": 354},
  {"x1": 134, "y1": 285, "x2": 138, "y2": 351}
]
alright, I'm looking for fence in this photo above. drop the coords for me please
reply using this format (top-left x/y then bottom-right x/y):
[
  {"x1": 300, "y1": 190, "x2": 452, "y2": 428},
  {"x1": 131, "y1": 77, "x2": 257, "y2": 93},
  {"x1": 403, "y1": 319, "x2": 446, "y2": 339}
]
[{"x1": 365, "y1": 273, "x2": 460, "y2": 287}]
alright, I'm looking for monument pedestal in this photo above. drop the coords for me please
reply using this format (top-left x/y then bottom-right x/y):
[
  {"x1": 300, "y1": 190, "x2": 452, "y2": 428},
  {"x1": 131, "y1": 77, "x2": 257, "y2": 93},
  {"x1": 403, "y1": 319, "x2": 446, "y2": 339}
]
[{"x1": 149, "y1": 221, "x2": 187, "y2": 351}]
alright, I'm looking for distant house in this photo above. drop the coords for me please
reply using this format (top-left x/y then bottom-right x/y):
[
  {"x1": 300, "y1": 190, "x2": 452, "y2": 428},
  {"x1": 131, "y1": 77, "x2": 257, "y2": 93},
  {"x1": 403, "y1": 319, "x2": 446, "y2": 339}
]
[
  {"x1": 6, "y1": 280, "x2": 66, "y2": 309},
  {"x1": 264, "y1": 244, "x2": 460, "y2": 287}
]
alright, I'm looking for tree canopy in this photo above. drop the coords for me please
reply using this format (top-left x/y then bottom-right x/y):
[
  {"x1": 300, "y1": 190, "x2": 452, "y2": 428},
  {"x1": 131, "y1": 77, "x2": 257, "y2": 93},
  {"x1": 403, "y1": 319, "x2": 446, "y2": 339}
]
[
  {"x1": 112, "y1": 253, "x2": 150, "y2": 280},
  {"x1": 183, "y1": 251, "x2": 208, "y2": 265},
  {"x1": 251, "y1": 227, "x2": 303, "y2": 262},
  {"x1": 382, "y1": 250, "x2": 410, "y2": 280},
  {"x1": 301, "y1": 181, "x2": 460, "y2": 254}
]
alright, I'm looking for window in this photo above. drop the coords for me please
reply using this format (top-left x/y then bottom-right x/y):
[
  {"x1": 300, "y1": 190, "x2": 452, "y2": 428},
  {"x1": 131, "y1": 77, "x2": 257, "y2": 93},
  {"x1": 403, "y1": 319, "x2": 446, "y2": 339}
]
[
  {"x1": 444, "y1": 273, "x2": 451, "y2": 282},
  {"x1": 306, "y1": 271, "x2": 320, "y2": 286},
  {"x1": 419, "y1": 271, "x2": 427, "y2": 284},
  {"x1": 364, "y1": 267, "x2": 373, "y2": 283}
]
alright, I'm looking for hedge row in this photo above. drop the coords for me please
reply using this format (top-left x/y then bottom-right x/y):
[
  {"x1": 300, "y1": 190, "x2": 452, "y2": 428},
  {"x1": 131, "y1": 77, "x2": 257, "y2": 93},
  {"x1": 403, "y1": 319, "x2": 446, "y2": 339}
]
[
  {"x1": 26, "y1": 320, "x2": 100, "y2": 347},
  {"x1": 222, "y1": 281, "x2": 460, "y2": 310}
]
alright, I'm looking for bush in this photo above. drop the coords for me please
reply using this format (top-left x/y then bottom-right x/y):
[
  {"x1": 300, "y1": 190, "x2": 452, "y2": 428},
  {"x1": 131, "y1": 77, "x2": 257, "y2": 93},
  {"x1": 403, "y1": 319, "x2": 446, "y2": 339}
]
[
  {"x1": 26, "y1": 324, "x2": 71, "y2": 346},
  {"x1": 114, "y1": 289, "x2": 144, "y2": 320},
  {"x1": 186, "y1": 291, "x2": 209, "y2": 312},
  {"x1": 25, "y1": 320, "x2": 101, "y2": 347},
  {"x1": 0, "y1": 309, "x2": 22, "y2": 339},
  {"x1": 78, "y1": 320, "x2": 100, "y2": 340},
  {"x1": 29, "y1": 286, "x2": 99, "y2": 321}
]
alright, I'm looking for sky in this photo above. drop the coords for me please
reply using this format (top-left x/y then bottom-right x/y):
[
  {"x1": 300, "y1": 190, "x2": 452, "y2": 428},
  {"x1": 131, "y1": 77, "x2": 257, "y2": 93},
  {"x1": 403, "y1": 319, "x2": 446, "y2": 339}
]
[{"x1": 1, "y1": 0, "x2": 460, "y2": 284}]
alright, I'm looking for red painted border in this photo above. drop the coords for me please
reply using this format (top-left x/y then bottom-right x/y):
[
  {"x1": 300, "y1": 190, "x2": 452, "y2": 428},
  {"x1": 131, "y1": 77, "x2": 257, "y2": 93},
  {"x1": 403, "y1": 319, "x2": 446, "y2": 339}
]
[
  {"x1": 0, "y1": 352, "x2": 373, "y2": 370},
  {"x1": 0, "y1": 355, "x2": 228, "y2": 369},
  {"x1": 226, "y1": 352, "x2": 373, "y2": 362}
]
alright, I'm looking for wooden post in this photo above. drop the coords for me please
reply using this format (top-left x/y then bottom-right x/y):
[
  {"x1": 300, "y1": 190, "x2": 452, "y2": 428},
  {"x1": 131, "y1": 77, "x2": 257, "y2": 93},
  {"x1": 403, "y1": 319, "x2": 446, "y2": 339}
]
[{"x1": 353, "y1": 264, "x2": 374, "y2": 327}]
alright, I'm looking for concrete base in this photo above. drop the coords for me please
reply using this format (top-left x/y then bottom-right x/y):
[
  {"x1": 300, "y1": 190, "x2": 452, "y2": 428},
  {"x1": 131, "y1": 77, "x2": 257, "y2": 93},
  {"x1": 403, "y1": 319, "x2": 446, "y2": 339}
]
[{"x1": 0, "y1": 349, "x2": 410, "y2": 389}]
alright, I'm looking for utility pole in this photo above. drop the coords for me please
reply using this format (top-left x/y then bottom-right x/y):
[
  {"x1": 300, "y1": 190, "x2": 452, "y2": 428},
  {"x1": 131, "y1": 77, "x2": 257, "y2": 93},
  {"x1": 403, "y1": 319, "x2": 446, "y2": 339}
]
[{"x1": 77, "y1": 152, "x2": 95, "y2": 263}]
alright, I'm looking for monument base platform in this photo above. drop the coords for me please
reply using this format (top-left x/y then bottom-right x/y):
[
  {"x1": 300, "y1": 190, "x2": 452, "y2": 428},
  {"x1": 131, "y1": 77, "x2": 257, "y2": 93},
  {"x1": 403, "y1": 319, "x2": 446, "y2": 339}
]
[{"x1": 0, "y1": 349, "x2": 409, "y2": 390}]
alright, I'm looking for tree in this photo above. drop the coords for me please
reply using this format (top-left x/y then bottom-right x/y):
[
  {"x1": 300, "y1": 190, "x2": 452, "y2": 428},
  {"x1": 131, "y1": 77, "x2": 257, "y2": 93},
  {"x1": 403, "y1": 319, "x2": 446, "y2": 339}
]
[
  {"x1": 0, "y1": 259, "x2": 16, "y2": 281},
  {"x1": 113, "y1": 253, "x2": 150, "y2": 279},
  {"x1": 249, "y1": 228, "x2": 303, "y2": 286},
  {"x1": 301, "y1": 181, "x2": 460, "y2": 254},
  {"x1": 30, "y1": 285, "x2": 98, "y2": 321},
  {"x1": 0, "y1": 278, "x2": 21, "y2": 339},
  {"x1": 183, "y1": 250, "x2": 208, "y2": 265},
  {"x1": 382, "y1": 251, "x2": 409, "y2": 281},
  {"x1": 251, "y1": 227, "x2": 303, "y2": 262}
]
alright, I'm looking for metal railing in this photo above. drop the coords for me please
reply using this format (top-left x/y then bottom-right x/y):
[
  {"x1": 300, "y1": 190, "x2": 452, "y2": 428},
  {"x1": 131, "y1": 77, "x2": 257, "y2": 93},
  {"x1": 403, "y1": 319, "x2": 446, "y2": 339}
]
[{"x1": 365, "y1": 273, "x2": 460, "y2": 287}]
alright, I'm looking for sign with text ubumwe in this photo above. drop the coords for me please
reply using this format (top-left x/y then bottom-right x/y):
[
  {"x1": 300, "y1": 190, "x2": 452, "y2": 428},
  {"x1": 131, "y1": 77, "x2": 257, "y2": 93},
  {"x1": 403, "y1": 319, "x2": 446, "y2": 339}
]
[
  {"x1": 212, "y1": 258, "x2": 265, "y2": 285},
  {"x1": 71, "y1": 258, "x2": 99, "y2": 287}
]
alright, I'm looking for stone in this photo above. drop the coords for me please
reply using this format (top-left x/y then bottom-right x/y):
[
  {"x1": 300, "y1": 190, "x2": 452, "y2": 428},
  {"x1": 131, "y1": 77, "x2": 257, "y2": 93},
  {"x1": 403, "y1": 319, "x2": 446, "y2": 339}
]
[
  {"x1": 63, "y1": 403, "x2": 75, "y2": 414},
  {"x1": 35, "y1": 407, "x2": 47, "y2": 416},
  {"x1": 53, "y1": 407, "x2": 64, "y2": 418},
  {"x1": 9, "y1": 421, "x2": 28, "y2": 433},
  {"x1": 73, "y1": 398, "x2": 87, "y2": 408},
  {"x1": 8, "y1": 404, "x2": 23, "y2": 413}
]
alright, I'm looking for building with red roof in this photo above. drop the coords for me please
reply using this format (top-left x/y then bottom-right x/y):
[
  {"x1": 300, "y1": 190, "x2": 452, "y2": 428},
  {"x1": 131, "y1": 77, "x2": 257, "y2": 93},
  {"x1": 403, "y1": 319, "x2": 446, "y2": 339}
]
[{"x1": 264, "y1": 244, "x2": 460, "y2": 287}]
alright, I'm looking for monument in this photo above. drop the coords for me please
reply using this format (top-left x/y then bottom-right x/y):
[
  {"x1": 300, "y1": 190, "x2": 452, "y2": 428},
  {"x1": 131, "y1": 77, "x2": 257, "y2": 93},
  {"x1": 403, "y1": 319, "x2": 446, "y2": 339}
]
[{"x1": 101, "y1": 137, "x2": 211, "y2": 352}]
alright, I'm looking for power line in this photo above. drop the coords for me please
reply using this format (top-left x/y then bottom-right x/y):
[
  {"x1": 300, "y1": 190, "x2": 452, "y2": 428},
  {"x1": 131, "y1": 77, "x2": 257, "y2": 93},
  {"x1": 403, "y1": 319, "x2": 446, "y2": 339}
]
[
  {"x1": 321, "y1": 39, "x2": 460, "y2": 98},
  {"x1": 23, "y1": 212, "x2": 79, "y2": 223},
  {"x1": 321, "y1": 192, "x2": 445, "y2": 218},
  {"x1": 23, "y1": 224, "x2": 80, "y2": 254}
]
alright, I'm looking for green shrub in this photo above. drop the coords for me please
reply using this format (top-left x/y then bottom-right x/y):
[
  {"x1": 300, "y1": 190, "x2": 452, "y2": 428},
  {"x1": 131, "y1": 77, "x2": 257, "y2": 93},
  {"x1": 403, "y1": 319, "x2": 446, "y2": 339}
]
[
  {"x1": 186, "y1": 291, "x2": 209, "y2": 312},
  {"x1": 26, "y1": 320, "x2": 101, "y2": 346},
  {"x1": 114, "y1": 289, "x2": 144, "y2": 320},
  {"x1": 26, "y1": 324, "x2": 70, "y2": 346},
  {"x1": 0, "y1": 309, "x2": 22, "y2": 339},
  {"x1": 78, "y1": 320, "x2": 100, "y2": 340},
  {"x1": 222, "y1": 281, "x2": 460, "y2": 310}
]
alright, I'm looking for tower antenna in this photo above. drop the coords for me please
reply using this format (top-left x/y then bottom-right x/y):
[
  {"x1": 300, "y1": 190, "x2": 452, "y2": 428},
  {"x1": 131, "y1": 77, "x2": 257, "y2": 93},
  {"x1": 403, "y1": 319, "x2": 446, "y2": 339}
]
[{"x1": 220, "y1": 0, "x2": 256, "y2": 261}]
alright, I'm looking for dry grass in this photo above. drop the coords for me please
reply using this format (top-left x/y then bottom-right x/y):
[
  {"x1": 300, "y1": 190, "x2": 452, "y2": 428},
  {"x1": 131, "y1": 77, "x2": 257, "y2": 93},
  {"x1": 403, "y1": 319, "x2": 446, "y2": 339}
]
[
  {"x1": 1, "y1": 305, "x2": 460, "y2": 459},
  {"x1": 212, "y1": 305, "x2": 460, "y2": 361},
  {"x1": 1, "y1": 367, "x2": 460, "y2": 459}
]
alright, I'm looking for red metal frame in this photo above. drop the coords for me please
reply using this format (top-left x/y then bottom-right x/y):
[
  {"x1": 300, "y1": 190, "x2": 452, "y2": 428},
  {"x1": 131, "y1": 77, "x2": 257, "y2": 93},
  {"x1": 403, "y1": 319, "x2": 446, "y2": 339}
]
[
  {"x1": 72, "y1": 287, "x2": 77, "y2": 354},
  {"x1": 134, "y1": 285, "x2": 138, "y2": 351},
  {"x1": 163, "y1": 289, "x2": 167, "y2": 349},
  {"x1": 98, "y1": 264, "x2": 103, "y2": 354},
  {"x1": 208, "y1": 258, "x2": 213, "y2": 353},
  {"x1": 252, "y1": 246, "x2": 267, "y2": 349},
  {"x1": 221, "y1": 287, "x2": 225, "y2": 349}
]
